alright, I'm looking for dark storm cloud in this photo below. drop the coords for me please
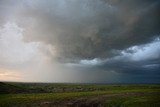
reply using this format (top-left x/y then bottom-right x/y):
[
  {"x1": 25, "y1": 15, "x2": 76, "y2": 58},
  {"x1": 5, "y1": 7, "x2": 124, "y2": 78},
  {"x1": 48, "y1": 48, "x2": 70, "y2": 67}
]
[
  {"x1": 0, "y1": 0, "x2": 160, "y2": 83},
  {"x1": 78, "y1": 39, "x2": 160, "y2": 77},
  {"x1": 2, "y1": 0, "x2": 158, "y2": 62},
  {"x1": 98, "y1": 45, "x2": 160, "y2": 81},
  {"x1": 99, "y1": 58, "x2": 160, "y2": 75},
  {"x1": 97, "y1": 57, "x2": 160, "y2": 83}
]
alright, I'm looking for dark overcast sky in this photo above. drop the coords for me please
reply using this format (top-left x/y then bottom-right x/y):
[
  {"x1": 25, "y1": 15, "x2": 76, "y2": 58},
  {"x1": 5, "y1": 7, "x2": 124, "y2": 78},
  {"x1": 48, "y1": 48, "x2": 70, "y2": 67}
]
[{"x1": 0, "y1": 0, "x2": 160, "y2": 83}]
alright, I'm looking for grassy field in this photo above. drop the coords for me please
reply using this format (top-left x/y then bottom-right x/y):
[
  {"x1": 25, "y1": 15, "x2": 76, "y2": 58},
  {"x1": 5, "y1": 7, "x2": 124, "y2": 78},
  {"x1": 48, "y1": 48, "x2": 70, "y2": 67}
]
[{"x1": 0, "y1": 82, "x2": 160, "y2": 107}]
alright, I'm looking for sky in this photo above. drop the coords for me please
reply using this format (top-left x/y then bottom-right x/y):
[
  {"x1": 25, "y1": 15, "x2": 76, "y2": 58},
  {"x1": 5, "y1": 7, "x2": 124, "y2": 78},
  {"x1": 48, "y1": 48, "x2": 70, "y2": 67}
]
[{"x1": 0, "y1": 0, "x2": 160, "y2": 83}]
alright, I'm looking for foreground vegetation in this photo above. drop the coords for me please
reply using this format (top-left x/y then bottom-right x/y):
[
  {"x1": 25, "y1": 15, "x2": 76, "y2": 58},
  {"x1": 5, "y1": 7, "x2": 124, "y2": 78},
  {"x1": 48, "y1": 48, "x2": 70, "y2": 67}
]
[{"x1": 0, "y1": 82, "x2": 160, "y2": 107}]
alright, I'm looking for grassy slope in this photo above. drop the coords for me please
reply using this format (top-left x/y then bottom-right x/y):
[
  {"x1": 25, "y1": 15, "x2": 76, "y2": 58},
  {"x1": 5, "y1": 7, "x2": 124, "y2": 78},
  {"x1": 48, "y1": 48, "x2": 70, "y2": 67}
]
[
  {"x1": 105, "y1": 93, "x2": 160, "y2": 107},
  {"x1": 0, "y1": 82, "x2": 160, "y2": 107}
]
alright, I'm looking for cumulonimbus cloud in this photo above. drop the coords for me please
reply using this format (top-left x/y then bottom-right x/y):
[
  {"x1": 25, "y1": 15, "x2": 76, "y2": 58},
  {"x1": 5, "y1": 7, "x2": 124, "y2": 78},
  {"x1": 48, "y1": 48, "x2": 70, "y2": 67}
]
[
  {"x1": 1, "y1": 0, "x2": 160, "y2": 62},
  {"x1": 0, "y1": 0, "x2": 160, "y2": 83}
]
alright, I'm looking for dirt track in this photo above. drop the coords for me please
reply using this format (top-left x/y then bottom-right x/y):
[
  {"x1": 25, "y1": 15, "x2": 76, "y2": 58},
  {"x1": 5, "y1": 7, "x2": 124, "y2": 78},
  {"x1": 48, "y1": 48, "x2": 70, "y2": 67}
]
[{"x1": 26, "y1": 92, "x2": 157, "y2": 107}]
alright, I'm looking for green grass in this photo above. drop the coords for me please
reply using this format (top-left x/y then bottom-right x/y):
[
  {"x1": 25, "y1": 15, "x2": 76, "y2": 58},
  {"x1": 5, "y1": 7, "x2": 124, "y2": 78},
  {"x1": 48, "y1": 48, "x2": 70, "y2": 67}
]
[
  {"x1": 105, "y1": 93, "x2": 160, "y2": 107},
  {"x1": 1, "y1": 89, "x2": 160, "y2": 107},
  {"x1": 0, "y1": 82, "x2": 160, "y2": 107},
  {"x1": 0, "y1": 91, "x2": 106, "y2": 107}
]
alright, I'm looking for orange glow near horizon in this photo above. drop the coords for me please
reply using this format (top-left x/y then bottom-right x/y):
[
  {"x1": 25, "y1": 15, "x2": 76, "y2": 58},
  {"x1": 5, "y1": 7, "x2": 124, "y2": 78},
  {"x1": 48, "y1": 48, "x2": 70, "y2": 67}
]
[{"x1": 0, "y1": 68, "x2": 21, "y2": 81}]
